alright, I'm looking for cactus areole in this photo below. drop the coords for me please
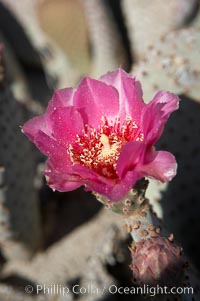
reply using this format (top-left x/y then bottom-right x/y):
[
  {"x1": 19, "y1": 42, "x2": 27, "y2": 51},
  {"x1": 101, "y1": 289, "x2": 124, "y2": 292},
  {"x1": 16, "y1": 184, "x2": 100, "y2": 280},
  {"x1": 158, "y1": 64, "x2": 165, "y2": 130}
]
[{"x1": 22, "y1": 68, "x2": 179, "y2": 202}]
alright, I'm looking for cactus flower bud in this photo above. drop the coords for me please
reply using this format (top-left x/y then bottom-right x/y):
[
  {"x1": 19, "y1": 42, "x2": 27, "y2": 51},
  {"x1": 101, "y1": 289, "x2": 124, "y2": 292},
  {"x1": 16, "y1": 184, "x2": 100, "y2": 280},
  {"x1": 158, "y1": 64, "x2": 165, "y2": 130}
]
[{"x1": 130, "y1": 236, "x2": 184, "y2": 286}]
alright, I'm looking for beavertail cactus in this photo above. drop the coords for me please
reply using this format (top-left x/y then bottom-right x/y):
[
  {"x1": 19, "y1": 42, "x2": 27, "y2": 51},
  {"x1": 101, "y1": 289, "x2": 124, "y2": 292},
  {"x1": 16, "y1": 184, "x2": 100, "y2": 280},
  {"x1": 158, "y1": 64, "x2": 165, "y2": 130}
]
[
  {"x1": 22, "y1": 68, "x2": 200, "y2": 299},
  {"x1": 122, "y1": 0, "x2": 198, "y2": 60},
  {"x1": 0, "y1": 48, "x2": 42, "y2": 260},
  {"x1": 0, "y1": 166, "x2": 12, "y2": 245},
  {"x1": 82, "y1": 0, "x2": 127, "y2": 78},
  {"x1": 0, "y1": 44, "x2": 5, "y2": 86},
  {"x1": 131, "y1": 26, "x2": 200, "y2": 263},
  {"x1": 0, "y1": 0, "x2": 77, "y2": 88},
  {"x1": 97, "y1": 178, "x2": 200, "y2": 300},
  {"x1": 133, "y1": 26, "x2": 200, "y2": 102}
]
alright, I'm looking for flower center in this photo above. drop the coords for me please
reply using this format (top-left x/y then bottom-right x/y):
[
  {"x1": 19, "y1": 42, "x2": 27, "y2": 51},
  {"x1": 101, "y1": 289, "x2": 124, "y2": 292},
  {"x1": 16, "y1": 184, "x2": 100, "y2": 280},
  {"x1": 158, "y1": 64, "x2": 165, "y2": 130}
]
[{"x1": 68, "y1": 117, "x2": 144, "y2": 179}]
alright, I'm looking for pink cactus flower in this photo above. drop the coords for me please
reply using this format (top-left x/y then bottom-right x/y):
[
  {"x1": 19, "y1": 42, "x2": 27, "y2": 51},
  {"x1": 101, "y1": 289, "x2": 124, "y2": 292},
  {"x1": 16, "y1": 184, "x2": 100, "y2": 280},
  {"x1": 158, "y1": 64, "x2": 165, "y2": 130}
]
[{"x1": 22, "y1": 68, "x2": 179, "y2": 201}]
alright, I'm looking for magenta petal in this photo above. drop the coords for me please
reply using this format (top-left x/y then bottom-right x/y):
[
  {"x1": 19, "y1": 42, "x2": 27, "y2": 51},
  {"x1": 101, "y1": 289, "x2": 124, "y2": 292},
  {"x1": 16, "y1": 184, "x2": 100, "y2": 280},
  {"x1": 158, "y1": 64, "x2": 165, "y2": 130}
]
[
  {"x1": 142, "y1": 91, "x2": 180, "y2": 144},
  {"x1": 34, "y1": 131, "x2": 72, "y2": 169},
  {"x1": 107, "y1": 171, "x2": 139, "y2": 201},
  {"x1": 45, "y1": 160, "x2": 82, "y2": 192},
  {"x1": 100, "y1": 68, "x2": 145, "y2": 122},
  {"x1": 72, "y1": 164, "x2": 113, "y2": 185},
  {"x1": 117, "y1": 141, "x2": 145, "y2": 178},
  {"x1": 23, "y1": 115, "x2": 70, "y2": 159},
  {"x1": 48, "y1": 180, "x2": 81, "y2": 192},
  {"x1": 22, "y1": 115, "x2": 51, "y2": 142},
  {"x1": 74, "y1": 77, "x2": 119, "y2": 127},
  {"x1": 72, "y1": 164, "x2": 136, "y2": 202},
  {"x1": 85, "y1": 171, "x2": 139, "y2": 202},
  {"x1": 72, "y1": 164, "x2": 138, "y2": 202},
  {"x1": 46, "y1": 88, "x2": 75, "y2": 114},
  {"x1": 50, "y1": 107, "x2": 84, "y2": 144},
  {"x1": 138, "y1": 150, "x2": 177, "y2": 182},
  {"x1": 34, "y1": 130, "x2": 63, "y2": 157}
]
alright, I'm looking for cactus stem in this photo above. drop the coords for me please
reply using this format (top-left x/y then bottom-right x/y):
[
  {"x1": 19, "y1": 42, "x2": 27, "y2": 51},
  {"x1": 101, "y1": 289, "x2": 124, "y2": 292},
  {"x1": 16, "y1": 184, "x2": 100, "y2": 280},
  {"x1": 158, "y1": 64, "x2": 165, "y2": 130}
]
[{"x1": 94, "y1": 178, "x2": 200, "y2": 299}]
